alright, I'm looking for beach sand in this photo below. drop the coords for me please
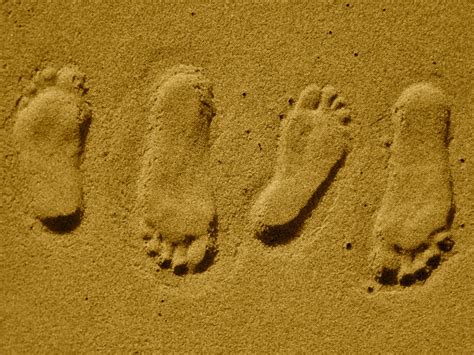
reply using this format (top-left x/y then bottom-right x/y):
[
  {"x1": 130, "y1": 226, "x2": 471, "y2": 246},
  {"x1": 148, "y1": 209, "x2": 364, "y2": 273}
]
[{"x1": 1, "y1": 1, "x2": 473, "y2": 352}]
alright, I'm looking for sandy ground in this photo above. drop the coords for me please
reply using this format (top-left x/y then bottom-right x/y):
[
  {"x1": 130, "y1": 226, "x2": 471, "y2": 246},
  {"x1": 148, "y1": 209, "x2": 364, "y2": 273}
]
[{"x1": 1, "y1": 1, "x2": 473, "y2": 352}]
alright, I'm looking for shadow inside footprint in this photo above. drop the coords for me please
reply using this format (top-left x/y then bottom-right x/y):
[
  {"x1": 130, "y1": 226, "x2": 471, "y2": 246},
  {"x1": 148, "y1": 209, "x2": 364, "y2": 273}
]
[
  {"x1": 258, "y1": 152, "x2": 347, "y2": 246},
  {"x1": 190, "y1": 215, "x2": 219, "y2": 274},
  {"x1": 163, "y1": 215, "x2": 219, "y2": 276},
  {"x1": 172, "y1": 247, "x2": 218, "y2": 276},
  {"x1": 376, "y1": 267, "x2": 400, "y2": 286},
  {"x1": 437, "y1": 237, "x2": 454, "y2": 252},
  {"x1": 40, "y1": 209, "x2": 82, "y2": 234},
  {"x1": 377, "y1": 236, "x2": 455, "y2": 288},
  {"x1": 399, "y1": 267, "x2": 432, "y2": 287},
  {"x1": 79, "y1": 112, "x2": 92, "y2": 154},
  {"x1": 192, "y1": 245, "x2": 218, "y2": 274}
]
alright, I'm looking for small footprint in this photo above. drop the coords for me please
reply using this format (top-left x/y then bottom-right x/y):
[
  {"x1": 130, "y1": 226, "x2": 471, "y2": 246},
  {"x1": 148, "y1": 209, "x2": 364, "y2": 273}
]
[
  {"x1": 250, "y1": 84, "x2": 352, "y2": 244},
  {"x1": 138, "y1": 65, "x2": 217, "y2": 275},
  {"x1": 372, "y1": 83, "x2": 455, "y2": 287},
  {"x1": 13, "y1": 66, "x2": 91, "y2": 233}
]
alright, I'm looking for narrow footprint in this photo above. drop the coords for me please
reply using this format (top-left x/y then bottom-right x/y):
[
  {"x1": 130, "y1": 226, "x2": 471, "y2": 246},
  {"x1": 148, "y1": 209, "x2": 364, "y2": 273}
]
[
  {"x1": 13, "y1": 66, "x2": 91, "y2": 233},
  {"x1": 250, "y1": 84, "x2": 352, "y2": 245},
  {"x1": 372, "y1": 83, "x2": 455, "y2": 287},
  {"x1": 138, "y1": 65, "x2": 217, "y2": 275}
]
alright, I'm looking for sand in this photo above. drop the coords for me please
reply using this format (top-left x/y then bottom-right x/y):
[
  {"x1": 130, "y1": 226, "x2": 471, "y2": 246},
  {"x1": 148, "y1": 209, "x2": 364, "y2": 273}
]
[{"x1": 1, "y1": 1, "x2": 473, "y2": 352}]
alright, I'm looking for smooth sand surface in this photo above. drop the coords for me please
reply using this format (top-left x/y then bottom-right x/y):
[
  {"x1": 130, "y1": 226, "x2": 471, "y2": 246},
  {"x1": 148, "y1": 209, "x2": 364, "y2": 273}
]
[{"x1": 1, "y1": 1, "x2": 473, "y2": 352}]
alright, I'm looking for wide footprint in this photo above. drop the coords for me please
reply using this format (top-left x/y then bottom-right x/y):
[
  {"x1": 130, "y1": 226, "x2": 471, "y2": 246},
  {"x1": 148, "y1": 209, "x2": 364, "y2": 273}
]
[
  {"x1": 250, "y1": 84, "x2": 351, "y2": 244},
  {"x1": 372, "y1": 83, "x2": 455, "y2": 287},
  {"x1": 13, "y1": 66, "x2": 91, "y2": 232},
  {"x1": 138, "y1": 65, "x2": 217, "y2": 275}
]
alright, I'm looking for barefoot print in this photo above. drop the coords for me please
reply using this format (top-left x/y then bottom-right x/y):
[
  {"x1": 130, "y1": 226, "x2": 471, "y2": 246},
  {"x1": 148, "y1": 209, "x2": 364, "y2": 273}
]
[
  {"x1": 372, "y1": 83, "x2": 455, "y2": 287},
  {"x1": 138, "y1": 65, "x2": 217, "y2": 275},
  {"x1": 13, "y1": 66, "x2": 91, "y2": 233},
  {"x1": 250, "y1": 84, "x2": 352, "y2": 245}
]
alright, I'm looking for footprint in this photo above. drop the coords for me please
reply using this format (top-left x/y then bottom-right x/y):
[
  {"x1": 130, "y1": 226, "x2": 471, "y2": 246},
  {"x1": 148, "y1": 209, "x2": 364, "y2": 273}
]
[
  {"x1": 372, "y1": 83, "x2": 455, "y2": 287},
  {"x1": 13, "y1": 66, "x2": 91, "y2": 233},
  {"x1": 138, "y1": 65, "x2": 217, "y2": 275},
  {"x1": 250, "y1": 84, "x2": 352, "y2": 245}
]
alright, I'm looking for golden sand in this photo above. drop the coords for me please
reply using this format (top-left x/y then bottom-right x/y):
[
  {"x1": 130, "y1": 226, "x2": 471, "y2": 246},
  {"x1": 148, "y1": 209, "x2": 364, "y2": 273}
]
[{"x1": 1, "y1": 1, "x2": 473, "y2": 352}]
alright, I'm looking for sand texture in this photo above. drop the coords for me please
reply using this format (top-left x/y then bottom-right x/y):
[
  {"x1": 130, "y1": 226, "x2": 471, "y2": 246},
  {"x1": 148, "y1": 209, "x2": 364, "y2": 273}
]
[{"x1": 1, "y1": 1, "x2": 473, "y2": 352}]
